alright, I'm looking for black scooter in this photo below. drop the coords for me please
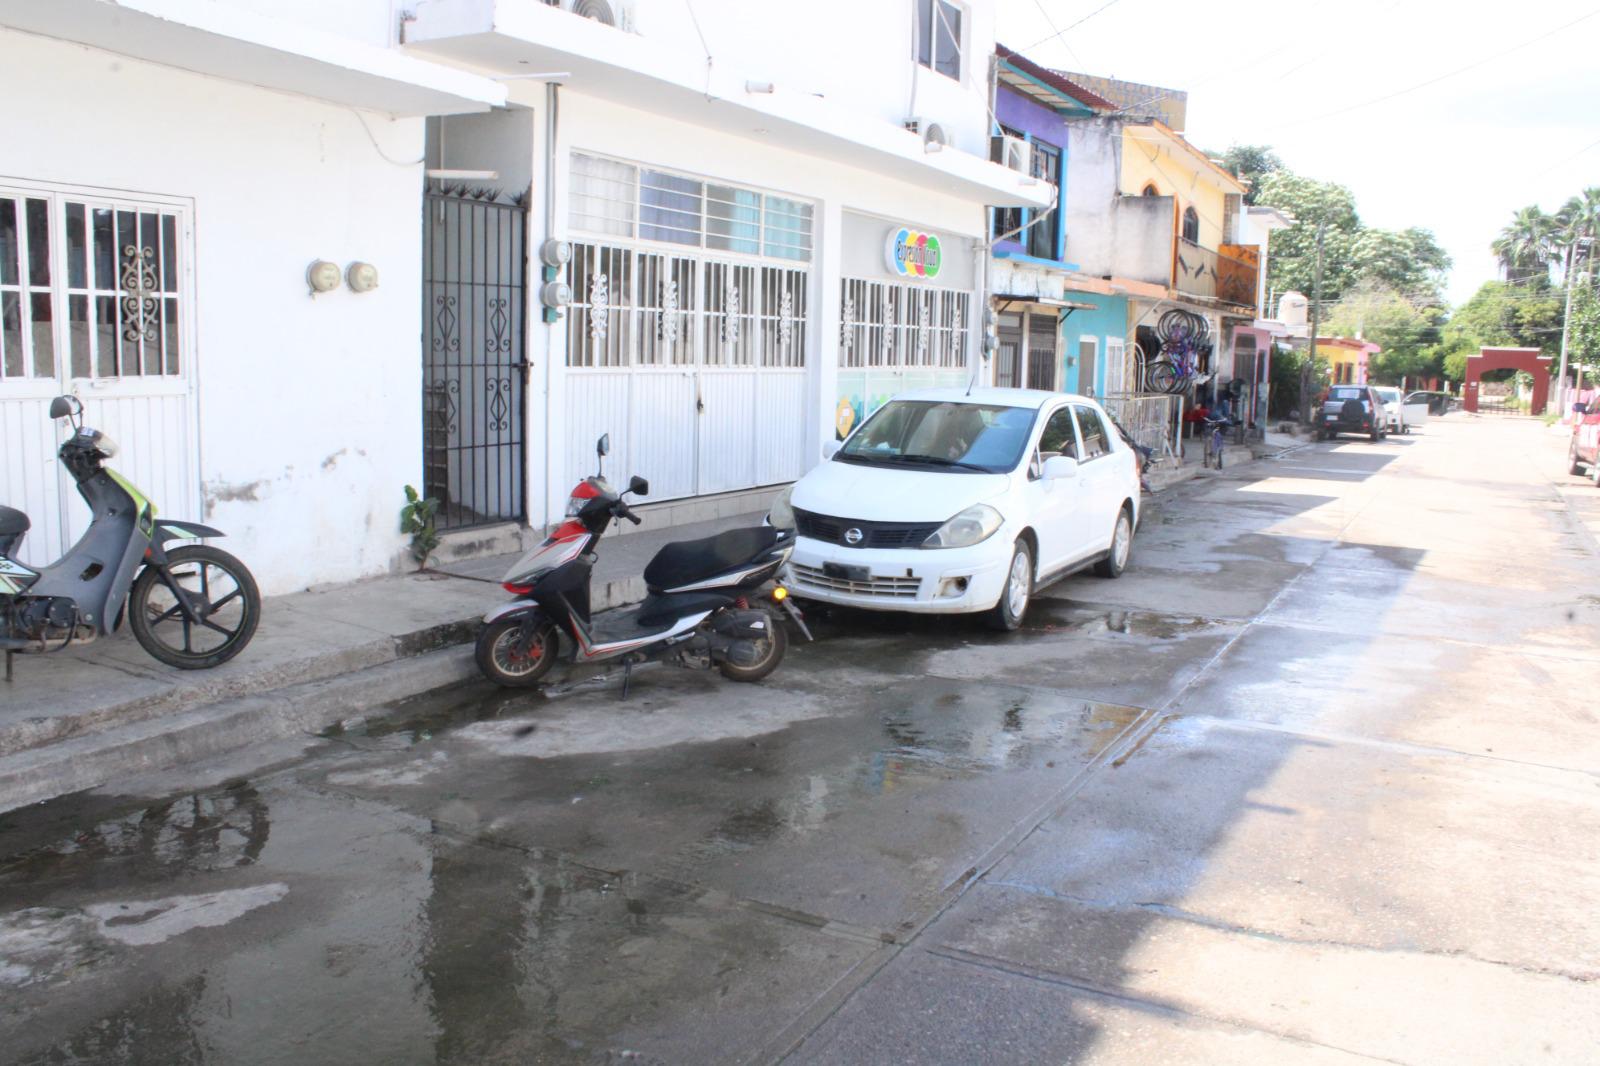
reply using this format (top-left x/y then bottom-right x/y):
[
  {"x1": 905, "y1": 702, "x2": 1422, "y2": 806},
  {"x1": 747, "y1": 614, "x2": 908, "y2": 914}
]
[
  {"x1": 1, "y1": 396, "x2": 260, "y2": 679},
  {"x1": 475, "y1": 434, "x2": 809, "y2": 692}
]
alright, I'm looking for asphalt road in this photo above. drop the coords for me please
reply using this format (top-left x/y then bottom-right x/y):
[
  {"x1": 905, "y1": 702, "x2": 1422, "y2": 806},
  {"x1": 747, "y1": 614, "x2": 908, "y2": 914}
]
[{"x1": 2, "y1": 414, "x2": 1598, "y2": 1065}]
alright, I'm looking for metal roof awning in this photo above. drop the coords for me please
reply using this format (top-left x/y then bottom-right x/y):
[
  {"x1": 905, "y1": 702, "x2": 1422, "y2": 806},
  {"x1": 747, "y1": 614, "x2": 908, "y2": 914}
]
[{"x1": 0, "y1": 0, "x2": 507, "y2": 116}]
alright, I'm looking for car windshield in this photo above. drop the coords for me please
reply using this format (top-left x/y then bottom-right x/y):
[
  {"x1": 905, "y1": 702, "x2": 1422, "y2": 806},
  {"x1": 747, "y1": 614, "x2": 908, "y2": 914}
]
[
  {"x1": 838, "y1": 400, "x2": 1035, "y2": 473},
  {"x1": 1375, "y1": 388, "x2": 1400, "y2": 402}
]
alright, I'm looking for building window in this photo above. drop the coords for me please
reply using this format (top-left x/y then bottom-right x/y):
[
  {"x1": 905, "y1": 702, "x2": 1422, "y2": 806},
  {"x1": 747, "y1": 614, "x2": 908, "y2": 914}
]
[
  {"x1": 1, "y1": 191, "x2": 185, "y2": 382},
  {"x1": 1026, "y1": 140, "x2": 1062, "y2": 260},
  {"x1": 570, "y1": 153, "x2": 814, "y2": 261},
  {"x1": 916, "y1": 0, "x2": 962, "y2": 81},
  {"x1": 1142, "y1": 183, "x2": 1160, "y2": 197},
  {"x1": 839, "y1": 278, "x2": 969, "y2": 371},
  {"x1": 1182, "y1": 205, "x2": 1200, "y2": 243}
]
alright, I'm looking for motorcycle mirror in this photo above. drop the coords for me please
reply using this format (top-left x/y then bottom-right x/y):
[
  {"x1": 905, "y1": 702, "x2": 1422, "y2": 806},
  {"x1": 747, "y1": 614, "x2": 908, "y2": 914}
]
[
  {"x1": 628, "y1": 475, "x2": 649, "y2": 497},
  {"x1": 597, "y1": 434, "x2": 610, "y2": 459},
  {"x1": 48, "y1": 395, "x2": 81, "y2": 420}
]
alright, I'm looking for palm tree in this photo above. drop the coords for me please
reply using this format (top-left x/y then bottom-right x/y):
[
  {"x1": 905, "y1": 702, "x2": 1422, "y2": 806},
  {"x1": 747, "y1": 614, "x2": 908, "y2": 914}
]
[
  {"x1": 1556, "y1": 187, "x2": 1600, "y2": 281},
  {"x1": 1491, "y1": 205, "x2": 1558, "y2": 285}
]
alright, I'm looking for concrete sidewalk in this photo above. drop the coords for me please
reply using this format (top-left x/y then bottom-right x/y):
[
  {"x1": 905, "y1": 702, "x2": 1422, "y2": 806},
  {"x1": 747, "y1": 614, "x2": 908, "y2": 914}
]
[{"x1": 0, "y1": 510, "x2": 763, "y2": 813}]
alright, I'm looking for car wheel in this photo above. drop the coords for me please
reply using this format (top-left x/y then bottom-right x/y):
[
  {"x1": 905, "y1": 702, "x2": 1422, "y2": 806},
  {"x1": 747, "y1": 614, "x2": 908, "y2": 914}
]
[
  {"x1": 985, "y1": 540, "x2": 1033, "y2": 632},
  {"x1": 1370, "y1": 426, "x2": 1381, "y2": 442},
  {"x1": 1094, "y1": 506, "x2": 1134, "y2": 579},
  {"x1": 1591, "y1": 459, "x2": 1600, "y2": 489},
  {"x1": 1570, "y1": 440, "x2": 1585, "y2": 476}
]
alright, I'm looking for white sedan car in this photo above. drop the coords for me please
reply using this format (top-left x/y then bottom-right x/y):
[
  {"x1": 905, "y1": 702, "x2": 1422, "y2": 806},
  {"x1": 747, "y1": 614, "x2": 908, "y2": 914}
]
[
  {"x1": 1373, "y1": 386, "x2": 1427, "y2": 434},
  {"x1": 769, "y1": 388, "x2": 1142, "y2": 630}
]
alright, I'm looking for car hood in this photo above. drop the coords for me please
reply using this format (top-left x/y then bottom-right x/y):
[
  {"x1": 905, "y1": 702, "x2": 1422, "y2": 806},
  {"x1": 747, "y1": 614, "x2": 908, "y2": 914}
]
[{"x1": 792, "y1": 459, "x2": 1012, "y2": 523}]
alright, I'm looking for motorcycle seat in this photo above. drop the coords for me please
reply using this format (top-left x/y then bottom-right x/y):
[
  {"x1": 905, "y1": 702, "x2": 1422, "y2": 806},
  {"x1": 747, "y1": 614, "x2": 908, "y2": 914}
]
[
  {"x1": 0, "y1": 505, "x2": 29, "y2": 537},
  {"x1": 644, "y1": 527, "x2": 783, "y2": 592}
]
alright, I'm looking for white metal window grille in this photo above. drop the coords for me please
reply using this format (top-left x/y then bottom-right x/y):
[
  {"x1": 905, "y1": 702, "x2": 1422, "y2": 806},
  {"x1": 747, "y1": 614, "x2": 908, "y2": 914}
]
[
  {"x1": 1, "y1": 193, "x2": 183, "y2": 382},
  {"x1": 569, "y1": 153, "x2": 813, "y2": 262},
  {"x1": 839, "y1": 278, "x2": 968, "y2": 371},
  {"x1": 567, "y1": 242, "x2": 807, "y2": 370}
]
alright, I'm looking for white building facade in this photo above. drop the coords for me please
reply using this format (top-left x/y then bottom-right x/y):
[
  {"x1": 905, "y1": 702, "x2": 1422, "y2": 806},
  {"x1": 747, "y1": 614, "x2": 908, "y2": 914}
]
[{"x1": 0, "y1": 0, "x2": 1043, "y2": 595}]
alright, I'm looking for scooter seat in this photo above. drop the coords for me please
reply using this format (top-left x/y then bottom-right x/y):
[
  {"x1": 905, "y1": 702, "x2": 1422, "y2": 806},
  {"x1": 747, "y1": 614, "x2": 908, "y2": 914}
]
[
  {"x1": 643, "y1": 527, "x2": 782, "y2": 592},
  {"x1": 0, "y1": 505, "x2": 29, "y2": 537}
]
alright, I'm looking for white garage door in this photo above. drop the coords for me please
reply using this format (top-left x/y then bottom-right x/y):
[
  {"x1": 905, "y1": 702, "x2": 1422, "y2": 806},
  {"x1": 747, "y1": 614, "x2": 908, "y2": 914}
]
[
  {"x1": 562, "y1": 155, "x2": 812, "y2": 506},
  {"x1": 0, "y1": 183, "x2": 198, "y2": 566}
]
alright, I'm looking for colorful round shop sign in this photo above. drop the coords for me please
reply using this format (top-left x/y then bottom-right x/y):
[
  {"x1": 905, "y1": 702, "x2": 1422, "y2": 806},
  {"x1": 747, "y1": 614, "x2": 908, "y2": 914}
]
[{"x1": 885, "y1": 227, "x2": 943, "y2": 280}]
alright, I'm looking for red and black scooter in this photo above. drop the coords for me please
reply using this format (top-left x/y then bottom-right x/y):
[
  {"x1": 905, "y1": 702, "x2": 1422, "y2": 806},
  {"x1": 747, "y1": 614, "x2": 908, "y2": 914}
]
[{"x1": 475, "y1": 434, "x2": 807, "y2": 692}]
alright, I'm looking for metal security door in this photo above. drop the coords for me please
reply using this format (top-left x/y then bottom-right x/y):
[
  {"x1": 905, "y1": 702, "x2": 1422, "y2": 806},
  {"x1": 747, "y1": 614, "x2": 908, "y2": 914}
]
[
  {"x1": 423, "y1": 187, "x2": 527, "y2": 530},
  {"x1": 0, "y1": 185, "x2": 197, "y2": 563}
]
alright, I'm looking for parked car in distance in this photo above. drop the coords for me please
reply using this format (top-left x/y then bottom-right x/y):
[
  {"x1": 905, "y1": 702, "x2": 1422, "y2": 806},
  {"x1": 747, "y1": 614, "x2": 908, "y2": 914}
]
[
  {"x1": 1567, "y1": 400, "x2": 1600, "y2": 485},
  {"x1": 1317, "y1": 384, "x2": 1389, "y2": 442},
  {"x1": 768, "y1": 388, "x2": 1142, "y2": 630},
  {"x1": 1404, "y1": 390, "x2": 1457, "y2": 416},
  {"x1": 1373, "y1": 386, "x2": 1428, "y2": 434}
]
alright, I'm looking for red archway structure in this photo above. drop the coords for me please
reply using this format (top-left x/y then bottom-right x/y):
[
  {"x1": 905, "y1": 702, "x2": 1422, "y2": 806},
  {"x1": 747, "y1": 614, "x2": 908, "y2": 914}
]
[{"x1": 1463, "y1": 347, "x2": 1551, "y2": 414}]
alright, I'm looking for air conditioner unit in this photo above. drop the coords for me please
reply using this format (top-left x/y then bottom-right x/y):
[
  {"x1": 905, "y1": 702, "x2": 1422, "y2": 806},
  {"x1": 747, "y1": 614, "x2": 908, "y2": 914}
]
[
  {"x1": 549, "y1": 0, "x2": 638, "y2": 32},
  {"x1": 991, "y1": 134, "x2": 1032, "y2": 174},
  {"x1": 904, "y1": 118, "x2": 950, "y2": 153}
]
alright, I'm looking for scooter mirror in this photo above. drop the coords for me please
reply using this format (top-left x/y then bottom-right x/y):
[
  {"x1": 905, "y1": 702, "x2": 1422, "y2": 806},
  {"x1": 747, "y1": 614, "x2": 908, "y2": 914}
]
[
  {"x1": 628, "y1": 475, "x2": 649, "y2": 497},
  {"x1": 48, "y1": 395, "x2": 81, "y2": 420},
  {"x1": 597, "y1": 433, "x2": 610, "y2": 459}
]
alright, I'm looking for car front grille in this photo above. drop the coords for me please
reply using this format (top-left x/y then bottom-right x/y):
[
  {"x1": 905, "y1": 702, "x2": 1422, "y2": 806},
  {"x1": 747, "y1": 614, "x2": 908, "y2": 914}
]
[
  {"x1": 790, "y1": 563, "x2": 921, "y2": 599},
  {"x1": 793, "y1": 509, "x2": 942, "y2": 549}
]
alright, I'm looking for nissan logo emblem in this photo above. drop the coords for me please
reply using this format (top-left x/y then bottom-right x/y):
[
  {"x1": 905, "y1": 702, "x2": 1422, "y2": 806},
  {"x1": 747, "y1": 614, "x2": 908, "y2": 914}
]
[{"x1": 844, "y1": 527, "x2": 864, "y2": 545}]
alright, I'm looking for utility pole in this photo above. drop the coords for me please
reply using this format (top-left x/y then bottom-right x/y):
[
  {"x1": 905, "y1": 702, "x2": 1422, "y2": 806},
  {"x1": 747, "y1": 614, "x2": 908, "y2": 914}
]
[
  {"x1": 1559, "y1": 239, "x2": 1576, "y2": 416},
  {"x1": 1302, "y1": 220, "x2": 1326, "y2": 423}
]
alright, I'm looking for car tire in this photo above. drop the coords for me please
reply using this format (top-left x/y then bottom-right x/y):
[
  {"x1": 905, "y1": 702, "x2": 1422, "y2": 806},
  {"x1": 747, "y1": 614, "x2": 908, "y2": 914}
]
[
  {"x1": 985, "y1": 540, "x2": 1033, "y2": 632},
  {"x1": 1570, "y1": 441, "x2": 1585, "y2": 476},
  {"x1": 1094, "y1": 506, "x2": 1134, "y2": 579},
  {"x1": 1591, "y1": 459, "x2": 1600, "y2": 489}
]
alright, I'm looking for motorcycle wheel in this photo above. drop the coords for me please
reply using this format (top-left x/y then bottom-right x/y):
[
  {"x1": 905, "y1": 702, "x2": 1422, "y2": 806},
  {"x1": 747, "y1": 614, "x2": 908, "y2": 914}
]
[
  {"x1": 476, "y1": 617, "x2": 558, "y2": 687},
  {"x1": 718, "y1": 611, "x2": 788, "y2": 683},
  {"x1": 128, "y1": 545, "x2": 261, "y2": 670}
]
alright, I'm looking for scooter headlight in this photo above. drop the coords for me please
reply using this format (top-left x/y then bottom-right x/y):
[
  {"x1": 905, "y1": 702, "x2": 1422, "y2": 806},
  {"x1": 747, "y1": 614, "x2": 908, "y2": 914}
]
[
  {"x1": 923, "y1": 504, "x2": 1003, "y2": 549},
  {"x1": 94, "y1": 432, "x2": 119, "y2": 458},
  {"x1": 767, "y1": 486, "x2": 796, "y2": 530}
]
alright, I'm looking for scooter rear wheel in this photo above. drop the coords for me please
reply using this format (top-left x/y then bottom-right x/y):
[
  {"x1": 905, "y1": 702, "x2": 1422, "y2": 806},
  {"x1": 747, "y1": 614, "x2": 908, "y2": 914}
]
[
  {"x1": 476, "y1": 617, "x2": 557, "y2": 687},
  {"x1": 718, "y1": 611, "x2": 788, "y2": 683}
]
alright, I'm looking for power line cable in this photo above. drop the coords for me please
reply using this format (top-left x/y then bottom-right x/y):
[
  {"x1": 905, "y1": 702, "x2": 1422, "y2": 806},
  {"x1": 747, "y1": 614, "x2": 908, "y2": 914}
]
[
  {"x1": 1273, "y1": 8, "x2": 1600, "y2": 130},
  {"x1": 1022, "y1": 0, "x2": 1124, "y2": 51}
]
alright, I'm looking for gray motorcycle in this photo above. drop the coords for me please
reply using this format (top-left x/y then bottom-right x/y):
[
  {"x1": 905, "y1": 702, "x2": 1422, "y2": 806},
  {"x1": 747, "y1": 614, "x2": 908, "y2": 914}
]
[{"x1": 0, "y1": 396, "x2": 260, "y2": 680}]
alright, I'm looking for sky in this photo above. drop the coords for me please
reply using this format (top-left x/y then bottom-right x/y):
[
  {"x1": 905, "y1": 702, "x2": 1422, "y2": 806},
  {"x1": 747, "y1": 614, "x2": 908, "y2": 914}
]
[{"x1": 995, "y1": 0, "x2": 1600, "y2": 306}]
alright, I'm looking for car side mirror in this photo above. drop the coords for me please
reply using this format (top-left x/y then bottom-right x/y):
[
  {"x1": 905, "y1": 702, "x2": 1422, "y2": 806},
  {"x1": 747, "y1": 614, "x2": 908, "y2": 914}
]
[
  {"x1": 822, "y1": 440, "x2": 841, "y2": 460},
  {"x1": 1042, "y1": 455, "x2": 1079, "y2": 480},
  {"x1": 628, "y1": 475, "x2": 649, "y2": 497}
]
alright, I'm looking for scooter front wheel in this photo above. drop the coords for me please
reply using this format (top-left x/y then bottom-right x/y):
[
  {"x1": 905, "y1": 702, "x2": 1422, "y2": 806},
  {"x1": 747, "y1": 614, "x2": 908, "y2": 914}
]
[
  {"x1": 476, "y1": 617, "x2": 557, "y2": 687},
  {"x1": 718, "y1": 611, "x2": 788, "y2": 683},
  {"x1": 128, "y1": 545, "x2": 261, "y2": 670}
]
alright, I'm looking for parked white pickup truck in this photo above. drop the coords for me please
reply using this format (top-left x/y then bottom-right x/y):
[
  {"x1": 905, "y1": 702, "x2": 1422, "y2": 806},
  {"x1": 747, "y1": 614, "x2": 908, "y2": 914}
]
[{"x1": 1373, "y1": 386, "x2": 1428, "y2": 434}]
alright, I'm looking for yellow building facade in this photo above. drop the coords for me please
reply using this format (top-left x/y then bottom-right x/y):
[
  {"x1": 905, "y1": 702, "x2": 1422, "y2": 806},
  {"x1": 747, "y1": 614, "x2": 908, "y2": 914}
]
[{"x1": 1118, "y1": 121, "x2": 1239, "y2": 251}]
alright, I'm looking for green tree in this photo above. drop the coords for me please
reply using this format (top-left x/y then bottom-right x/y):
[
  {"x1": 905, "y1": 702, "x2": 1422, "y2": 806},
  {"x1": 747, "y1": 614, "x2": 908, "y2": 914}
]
[
  {"x1": 1255, "y1": 171, "x2": 1362, "y2": 303},
  {"x1": 1350, "y1": 227, "x2": 1451, "y2": 303},
  {"x1": 1211, "y1": 144, "x2": 1283, "y2": 205},
  {"x1": 1323, "y1": 280, "x2": 1443, "y2": 384},
  {"x1": 1490, "y1": 205, "x2": 1558, "y2": 285},
  {"x1": 1570, "y1": 281, "x2": 1600, "y2": 378}
]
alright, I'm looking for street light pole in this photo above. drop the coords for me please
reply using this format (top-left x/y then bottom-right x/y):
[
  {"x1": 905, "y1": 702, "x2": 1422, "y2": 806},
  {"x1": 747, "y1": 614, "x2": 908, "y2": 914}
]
[{"x1": 1302, "y1": 220, "x2": 1326, "y2": 423}]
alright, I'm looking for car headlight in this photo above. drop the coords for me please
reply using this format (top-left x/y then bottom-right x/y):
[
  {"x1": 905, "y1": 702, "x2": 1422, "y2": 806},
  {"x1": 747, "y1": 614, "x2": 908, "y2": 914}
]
[
  {"x1": 767, "y1": 485, "x2": 796, "y2": 530},
  {"x1": 923, "y1": 504, "x2": 1003, "y2": 549}
]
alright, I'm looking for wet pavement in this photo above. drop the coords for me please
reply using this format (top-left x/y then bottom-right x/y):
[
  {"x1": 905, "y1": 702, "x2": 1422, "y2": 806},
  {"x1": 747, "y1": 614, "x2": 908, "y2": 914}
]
[{"x1": 3, "y1": 416, "x2": 1600, "y2": 1064}]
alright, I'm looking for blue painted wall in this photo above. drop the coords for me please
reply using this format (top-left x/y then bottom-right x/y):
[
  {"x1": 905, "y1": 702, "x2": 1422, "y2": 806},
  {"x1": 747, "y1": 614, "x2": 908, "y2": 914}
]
[
  {"x1": 1059, "y1": 291, "x2": 1129, "y2": 398},
  {"x1": 993, "y1": 85, "x2": 1070, "y2": 264}
]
